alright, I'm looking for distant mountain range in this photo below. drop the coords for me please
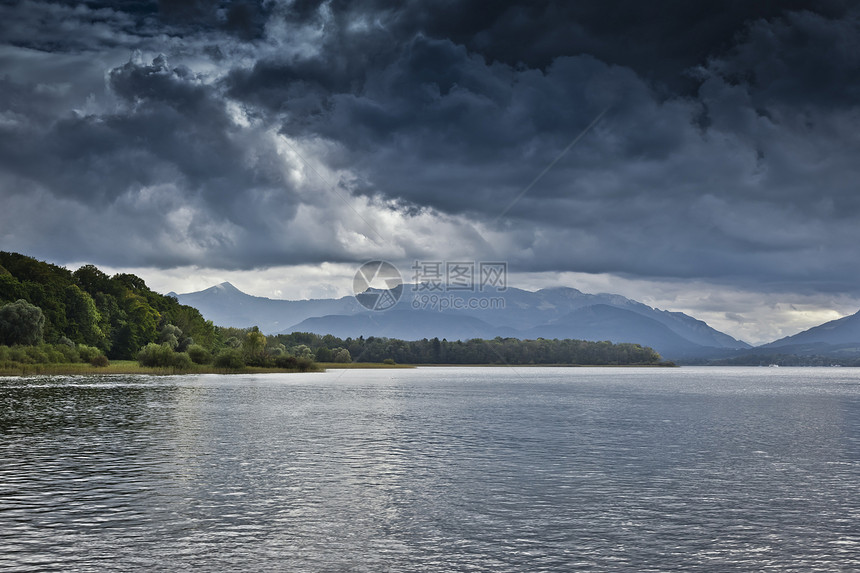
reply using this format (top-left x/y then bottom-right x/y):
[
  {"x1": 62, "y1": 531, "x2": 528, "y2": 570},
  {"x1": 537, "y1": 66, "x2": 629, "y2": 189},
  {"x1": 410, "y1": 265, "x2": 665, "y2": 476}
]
[
  {"x1": 174, "y1": 282, "x2": 860, "y2": 361},
  {"x1": 172, "y1": 282, "x2": 363, "y2": 333},
  {"x1": 173, "y1": 282, "x2": 754, "y2": 359}
]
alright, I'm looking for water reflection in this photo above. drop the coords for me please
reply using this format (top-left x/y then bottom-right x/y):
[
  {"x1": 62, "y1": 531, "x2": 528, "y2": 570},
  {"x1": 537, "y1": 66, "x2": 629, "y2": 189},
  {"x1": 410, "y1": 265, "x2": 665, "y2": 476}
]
[{"x1": 1, "y1": 368, "x2": 859, "y2": 571}]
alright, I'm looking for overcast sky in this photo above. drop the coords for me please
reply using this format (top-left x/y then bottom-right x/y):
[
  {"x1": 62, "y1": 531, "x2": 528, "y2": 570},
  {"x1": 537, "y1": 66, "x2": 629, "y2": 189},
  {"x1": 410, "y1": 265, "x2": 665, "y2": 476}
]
[{"x1": 1, "y1": 0, "x2": 859, "y2": 344}]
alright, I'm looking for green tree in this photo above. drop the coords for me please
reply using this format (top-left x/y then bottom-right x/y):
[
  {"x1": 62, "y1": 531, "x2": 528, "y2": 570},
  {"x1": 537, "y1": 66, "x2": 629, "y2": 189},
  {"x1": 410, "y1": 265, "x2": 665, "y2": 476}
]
[
  {"x1": 243, "y1": 327, "x2": 267, "y2": 365},
  {"x1": 186, "y1": 344, "x2": 212, "y2": 364},
  {"x1": 0, "y1": 272, "x2": 27, "y2": 304},
  {"x1": 332, "y1": 348, "x2": 351, "y2": 363},
  {"x1": 214, "y1": 348, "x2": 245, "y2": 369},
  {"x1": 73, "y1": 264, "x2": 113, "y2": 295},
  {"x1": 112, "y1": 294, "x2": 159, "y2": 359},
  {"x1": 0, "y1": 299, "x2": 45, "y2": 345},
  {"x1": 138, "y1": 342, "x2": 175, "y2": 367},
  {"x1": 158, "y1": 324, "x2": 183, "y2": 349},
  {"x1": 64, "y1": 284, "x2": 105, "y2": 347},
  {"x1": 291, "y1": 344, "x2": 313, "y2": 360}
]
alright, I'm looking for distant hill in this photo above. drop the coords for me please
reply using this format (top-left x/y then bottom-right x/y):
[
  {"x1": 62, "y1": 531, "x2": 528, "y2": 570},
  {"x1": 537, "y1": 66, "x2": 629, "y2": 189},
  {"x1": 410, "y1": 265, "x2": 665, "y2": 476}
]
[
  {"x1": 764, "y1": 309, "x2": 860, "y2": 348},
  {"x1": 523, "y1": 304, "x2": 706, "y2": 357},
  {"x1": 679, "y1": 308, "x2": 860, "y2": 365},
  {"x1": 175, "y1": 282, "x2": 363, "y2": 333},
  {"x1": 446, "y1": 286, "x2": 746, "y2": 350},
  {"x1": 176, "y1": 282, "x2": 750, "y2": 360}
]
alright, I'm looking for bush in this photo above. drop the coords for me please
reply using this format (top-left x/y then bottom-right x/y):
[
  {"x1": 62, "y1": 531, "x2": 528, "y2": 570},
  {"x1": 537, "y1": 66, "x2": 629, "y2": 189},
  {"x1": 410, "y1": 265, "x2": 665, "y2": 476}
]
[
  {"x1": 90, "y1": 354, "x2": 110, "y2": 367},
  {"x1": 171, "y1": 352, "x2": 193, "y2": 371},
  {"x1": 296, "y1": 356, "x2": 315, "y2": 372},
  {"x1": 0, "y1": 343, "x2": 98, "y2": 365},
  {"x1": 186, "y1": 344, "x2": 211, "y2": 365},
  {"x1": 57, "y1": 344, "x2": 80, "y2": 363},
  {"x1": 40, "y1": 344, "x2": 65, "y2": 363},
  {"x1": 383, "y1": 358, "x2": 396, "y2": 365},
  {"x1": 332, "y1": 348, "x2": 351, "y2": 363},
  {"x1": 214, "y1": 348, "x2": 245, "y2": 370},
  {"x1": 77, "y1": 344, "x2": 102, "y2": 363},
  {"x1": 137, "y1": 343, "x2": 175, "y2": 367},
  {"x1": 10, "y1": 346, "x2": 31, "y2": 363},
  {"x1": 24, "y1": 346, "x2": 48, "y2": 364},
  {"x1": 274, "y1": 355, "x2": 298, "y2": 368}
]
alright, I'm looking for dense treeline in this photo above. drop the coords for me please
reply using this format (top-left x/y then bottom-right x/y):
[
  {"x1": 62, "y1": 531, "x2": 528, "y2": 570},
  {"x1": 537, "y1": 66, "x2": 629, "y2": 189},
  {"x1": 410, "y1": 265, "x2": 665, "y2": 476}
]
[
  {"x1": 271, "y1": 332, "x2": 664, "y2": 365},
  {"x1": 136, "y1": 326, "x2": 318, "y2": 371},
  {"x1": 0, "y1": 252, "x2": 216, "y2": 360}
]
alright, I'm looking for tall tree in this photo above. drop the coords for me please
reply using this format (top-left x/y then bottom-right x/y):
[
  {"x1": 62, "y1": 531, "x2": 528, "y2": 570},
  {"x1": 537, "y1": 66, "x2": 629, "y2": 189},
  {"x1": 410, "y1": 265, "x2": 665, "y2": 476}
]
[{"x1": 0, "y1": 299, "x2": 45, "y2": 346}]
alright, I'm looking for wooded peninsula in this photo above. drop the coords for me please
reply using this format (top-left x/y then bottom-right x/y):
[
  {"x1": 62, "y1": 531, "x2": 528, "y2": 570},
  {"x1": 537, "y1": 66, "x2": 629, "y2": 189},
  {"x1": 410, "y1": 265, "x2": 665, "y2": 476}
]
[{"x1": 0, "y1": 252, "x2": 668, "y2": 374}]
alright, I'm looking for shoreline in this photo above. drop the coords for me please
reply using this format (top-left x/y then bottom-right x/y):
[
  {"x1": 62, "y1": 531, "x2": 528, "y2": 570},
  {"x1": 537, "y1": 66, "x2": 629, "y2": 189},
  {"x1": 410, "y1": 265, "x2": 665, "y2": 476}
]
[
  {"x1": 1, "y1": 360, "x2": 675, "y2": 377},
  {"x1": 0, "y1": 360, "x2": 324, "y2": 377}
]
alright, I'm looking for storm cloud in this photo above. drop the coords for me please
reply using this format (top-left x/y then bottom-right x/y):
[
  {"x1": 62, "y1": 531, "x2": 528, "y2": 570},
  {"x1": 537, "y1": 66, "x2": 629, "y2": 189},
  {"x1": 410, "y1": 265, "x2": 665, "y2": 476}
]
[{"x1": 2, "y1": 0, "x2": 860, "y2": 341}]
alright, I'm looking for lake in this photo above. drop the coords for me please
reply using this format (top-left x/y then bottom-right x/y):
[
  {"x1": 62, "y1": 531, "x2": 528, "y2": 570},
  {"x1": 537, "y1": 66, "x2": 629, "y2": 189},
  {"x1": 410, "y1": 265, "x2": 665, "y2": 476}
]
[{"x1": 1, "y1": 366, "x2": 859, "y2": 571}]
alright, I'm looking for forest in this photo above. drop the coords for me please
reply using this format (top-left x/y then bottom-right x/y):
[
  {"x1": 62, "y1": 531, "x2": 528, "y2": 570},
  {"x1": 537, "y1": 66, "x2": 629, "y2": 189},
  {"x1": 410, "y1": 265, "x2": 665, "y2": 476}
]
[
  {"x1": 271, "y1": 331, "x2": 664, "y2": 366},
  {"x1": 1, "y1": 252, "x2": 666, "y2": 369},
  {"x1": 1, "y1": 251, "x2": 216, "y2": 361}
]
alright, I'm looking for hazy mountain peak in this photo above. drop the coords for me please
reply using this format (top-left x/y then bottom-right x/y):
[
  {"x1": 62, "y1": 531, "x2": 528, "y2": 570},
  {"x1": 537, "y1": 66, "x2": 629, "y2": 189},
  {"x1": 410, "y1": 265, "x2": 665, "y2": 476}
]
[
  {"x1": 213, "y1": 281, "x2": 242, "y2": 293},
  {"x1": 536, "y1": 286, "x2": 586, "y2": 296}
]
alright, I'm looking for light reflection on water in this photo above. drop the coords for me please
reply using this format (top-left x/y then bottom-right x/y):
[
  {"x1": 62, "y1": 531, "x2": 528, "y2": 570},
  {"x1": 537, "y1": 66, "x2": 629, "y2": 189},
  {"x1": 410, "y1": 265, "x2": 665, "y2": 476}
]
[{"x1": 1, "y1": 367, "x2": 859, "y2": 571}]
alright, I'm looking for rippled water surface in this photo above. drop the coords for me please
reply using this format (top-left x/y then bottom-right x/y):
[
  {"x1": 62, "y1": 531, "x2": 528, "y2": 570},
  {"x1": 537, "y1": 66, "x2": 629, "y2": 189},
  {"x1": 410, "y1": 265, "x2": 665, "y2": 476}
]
[{"x1": 2, "y1": 366, "x2": 859, "y2": 571}]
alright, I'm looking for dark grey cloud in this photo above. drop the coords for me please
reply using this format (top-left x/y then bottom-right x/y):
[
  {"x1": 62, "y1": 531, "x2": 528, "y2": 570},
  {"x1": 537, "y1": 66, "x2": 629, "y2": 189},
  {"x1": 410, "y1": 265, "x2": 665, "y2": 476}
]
[
  {"x1": 0, "y1": 49, "x2": 309, "y2": 267},
  {"x1": 1, "y1": 0, "x2": 860, "y2": 300},
  {"x1": 4, "y1": 54, "x2": 249, "y2": 203},
  {"x1": 239, "y1": 0, "x2": 849, "y2": 94},
  {"x1": 221, "y1": 2, "x2": 860, "y2": 291}
]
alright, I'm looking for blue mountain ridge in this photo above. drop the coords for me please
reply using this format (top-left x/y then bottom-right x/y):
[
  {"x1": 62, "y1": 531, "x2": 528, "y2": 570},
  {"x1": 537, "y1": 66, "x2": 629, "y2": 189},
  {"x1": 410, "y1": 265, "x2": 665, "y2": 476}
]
[
  {"x1": 175, "y1": 282, "x2": 751, "y2": 359},
  {"x1": 747, "y1": 308, "x2": 860, "y2": 357}
]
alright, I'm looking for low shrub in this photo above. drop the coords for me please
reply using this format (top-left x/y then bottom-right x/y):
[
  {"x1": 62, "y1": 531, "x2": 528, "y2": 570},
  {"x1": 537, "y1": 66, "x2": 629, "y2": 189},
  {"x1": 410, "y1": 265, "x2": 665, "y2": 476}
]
[
  {"x1": 274, "y1": 355, "x2": 298, "y2": 368},
  {"x1": 56, "y1": 344, "x2": 80, "y2": 363},
  {"x1": 138, "y1": 343, "x2": 175, "y2": 367},
  {"x1": 0, "y1": 342, "x2": 104, "y2": 366},
  {"x1": 186, "y1": 344, "x2": 211, "y2": 365},
  {"x1": 214, "y1": 348, "x2": 245, "y2": 370},
  {"x1": 24, "y1": 346, "x2": 48, "y2": 364},
  {"x1": 171, "y1": 352, "x2": 193, "y2": 371},
  {"x1": 77, "y1": 345, "x2": 102, "y2": 363}
]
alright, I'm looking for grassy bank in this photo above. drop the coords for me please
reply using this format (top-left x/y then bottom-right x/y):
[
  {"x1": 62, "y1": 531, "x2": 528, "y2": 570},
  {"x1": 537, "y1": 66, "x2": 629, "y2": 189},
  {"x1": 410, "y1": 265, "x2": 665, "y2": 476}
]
[
  {"x1": 316, "y1": 362, "x2": 415, "y2": 369},
  {"x1": 0, "y1": 360, "x2": 324, "y2": 377},
  {"x1": 1, "y1": 360, "x2": 676, "y2": 377}
]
